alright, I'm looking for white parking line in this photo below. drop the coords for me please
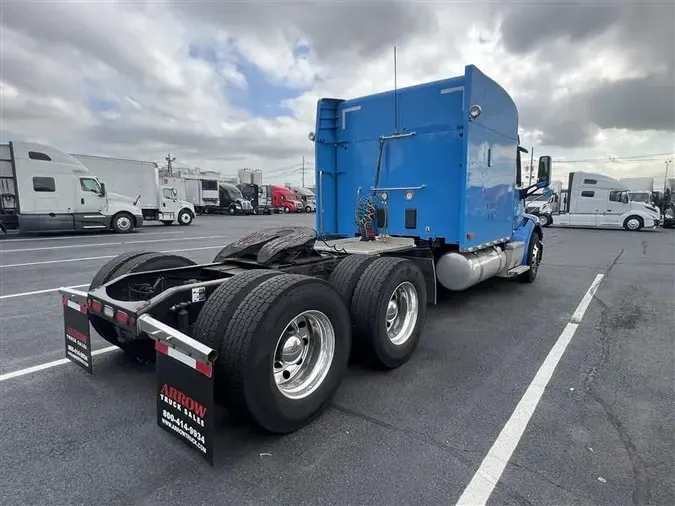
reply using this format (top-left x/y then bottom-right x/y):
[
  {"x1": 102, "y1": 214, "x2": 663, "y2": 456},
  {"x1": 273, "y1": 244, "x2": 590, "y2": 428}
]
[
  {"x1": 1, "y1": 245, "x2": 222, "y2": 269},
  {"x1": 0, "y1": 230, "x2": 184, "y2": 243},
  {"x1": 455, "y1": 273, "x2": 605, "y2": 506},
  {"x1": 0, "y1": 234, "x2": 230, "y2": 253},
  {"x1": 0, "y1": 346, "x2": 119, "y2": 382}
]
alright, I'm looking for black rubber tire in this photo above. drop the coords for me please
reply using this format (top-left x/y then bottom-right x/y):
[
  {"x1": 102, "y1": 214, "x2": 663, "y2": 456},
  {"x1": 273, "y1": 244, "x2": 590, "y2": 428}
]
[
  {"x1": 518, "y1": 231, "x2": 542, "y2": 283},
  {"x1": 90, "y1": 251, "x2": 154, "y2": 292},
  {"x1": 111, "y1": 212, "x2": 135, "y2": 234},
  {"x1": 178, "y1": 209, "x2": 193, "y2": 225},
  {"x1": 193, "y1": 269, "x2": 283, "y2": 401},
  {"x1": 112, "y1": 252, "x2": 196, "y2": 279},
  {"x1": 202, "y1": 274, "x2": 350, "y2": 433},
  {"x1": 92, "y1": 252, "x2": 196, "y2": 361},
  {"x1": 623, "y1": 215, "x2": 644, "y2": 231},
  {"x1": 351, "y1": 257, "x2": 427, "y2": 370},
  {"x1": 327, "y1": 254, "x2": 379, "y2": 306},
  {"x1": 162, "y1": 221, "x2": 174, "y2": 226},
  {"x1": 283, "y1": 207, "x2": 290, "y2": 214},
  {"x1": 540, "y1": 213, "x2": 553, "y2": 227},
  {"x1": 88, "y1": 251, "x2": 156, "y2": 356},
  {"x1": 228, "y1": 207, "x2": 236, "y2": 216}
]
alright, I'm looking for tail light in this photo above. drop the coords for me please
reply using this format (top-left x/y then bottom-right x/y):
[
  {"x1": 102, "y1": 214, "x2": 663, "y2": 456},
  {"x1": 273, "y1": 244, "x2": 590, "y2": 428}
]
[
  {"x1": 88, "y1": 299, "x2": 103, "y2": 313},
  {"x1": 115, "y1": 311, "x2": 129, "y2": 325}
]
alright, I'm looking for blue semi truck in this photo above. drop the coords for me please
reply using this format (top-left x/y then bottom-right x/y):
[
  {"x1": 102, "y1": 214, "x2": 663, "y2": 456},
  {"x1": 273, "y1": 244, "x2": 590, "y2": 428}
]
[{"x1": 59, "y1": 65, "x2": 550, "y2": 459}]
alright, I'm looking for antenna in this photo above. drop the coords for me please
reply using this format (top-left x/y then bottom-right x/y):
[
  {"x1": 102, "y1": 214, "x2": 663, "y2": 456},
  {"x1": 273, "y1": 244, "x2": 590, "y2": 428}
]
[{"x1": 393, "y1": 46, "x2": 399, "y2": 132}]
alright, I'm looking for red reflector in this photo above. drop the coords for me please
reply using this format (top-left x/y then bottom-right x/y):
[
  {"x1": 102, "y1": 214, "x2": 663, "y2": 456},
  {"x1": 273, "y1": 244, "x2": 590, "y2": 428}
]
[
  {"x1": 62, "y1": 297, "x2": 68, "y2": 307},
  {"x1": 114, "y1": 311, "x2": 129, "y2": 325},
  {"x1": 155, "y1": 341, "x2": 169, "y2": 355},
  {"x1": 195, "y1": 360, "x2": 213, "y2": 378},
  {"x1": 90, "y1": 300, "x2": 103, "y2": 313}
]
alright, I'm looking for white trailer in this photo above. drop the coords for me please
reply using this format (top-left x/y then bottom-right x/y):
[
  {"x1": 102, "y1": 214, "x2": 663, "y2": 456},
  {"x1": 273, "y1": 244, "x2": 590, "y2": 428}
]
[
  {"x1": 617, "y1": 176, "x2": 654, "y2": 204},
  {"x1": 184, "y1": 177, "x2": 220, "y2": 215},
  {"x1": 550, "y1": 171, "x2": 660, "y2": 230},
  {"x1": 0, "y1": 142, "x2": 144, "y2": 235},
  {"x1": 73, "y1": 154, "x2": 195, "y2": 226}
]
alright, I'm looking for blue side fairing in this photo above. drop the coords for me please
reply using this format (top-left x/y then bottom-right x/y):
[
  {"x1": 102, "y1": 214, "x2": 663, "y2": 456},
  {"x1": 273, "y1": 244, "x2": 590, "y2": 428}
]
[
  {"x1": 461, "y1": 66, "x2": 518, "y2": 251},
  {"x1": 512, "y1": 213, "x2": 541, "y2": 265},
  {"x1": 314, "y1": 98, "x2": 343, "y2": 235}
]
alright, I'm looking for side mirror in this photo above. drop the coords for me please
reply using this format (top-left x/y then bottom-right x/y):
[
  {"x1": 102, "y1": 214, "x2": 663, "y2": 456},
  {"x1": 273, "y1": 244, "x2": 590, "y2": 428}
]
[
  {"x1": 536, "y1": 156, "x2": 552, "y2": 188},
  {"x1": 622, "y1": 193, "x2": 629, "y2": 204},
  {"x1": 99, "y1": 182, "x2": 107, "y2": 197}
]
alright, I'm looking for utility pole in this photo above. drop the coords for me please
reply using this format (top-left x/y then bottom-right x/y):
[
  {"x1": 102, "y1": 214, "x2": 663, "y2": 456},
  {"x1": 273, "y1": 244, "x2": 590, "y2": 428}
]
[
  {"x1": 665, "y1": 159, "x2": 673, "y2": 194},
  {"x1": 301, "y1": 156, "x2": 305, "y2": 187},
  {"x1": 165, "y1": 153, "x2": 176, "y2": 177}
]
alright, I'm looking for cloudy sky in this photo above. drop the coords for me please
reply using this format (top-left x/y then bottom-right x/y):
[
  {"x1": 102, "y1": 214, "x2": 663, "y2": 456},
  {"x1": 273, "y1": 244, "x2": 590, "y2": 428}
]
[{"x1": 1, "y1": 0, "x2": 673, "y2": 187}]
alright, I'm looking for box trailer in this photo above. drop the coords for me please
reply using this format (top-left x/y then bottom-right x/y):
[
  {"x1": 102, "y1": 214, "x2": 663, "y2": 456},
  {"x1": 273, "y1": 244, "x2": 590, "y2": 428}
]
[
  {"x1": 185, "y1": 177, "x2": 220, "y2": 215},
  {"x1": 72, "y1": 154, "x2": 195, "y2": 226}
]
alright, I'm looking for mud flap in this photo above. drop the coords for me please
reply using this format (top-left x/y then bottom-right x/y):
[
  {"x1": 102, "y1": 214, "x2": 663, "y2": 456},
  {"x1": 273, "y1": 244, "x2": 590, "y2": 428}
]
[
  {"x1": 155, "y1": 341, "x2": 216, "y2": 466},
  {"x1": 62, "y1": 296, "x2": 93, "y2": 374}
]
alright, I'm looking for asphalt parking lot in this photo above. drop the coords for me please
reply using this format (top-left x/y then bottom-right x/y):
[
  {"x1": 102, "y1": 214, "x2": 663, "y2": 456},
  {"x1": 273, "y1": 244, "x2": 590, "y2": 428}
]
[{"x1": 1, "y1": 216, "x2": 673, "y2": 506}]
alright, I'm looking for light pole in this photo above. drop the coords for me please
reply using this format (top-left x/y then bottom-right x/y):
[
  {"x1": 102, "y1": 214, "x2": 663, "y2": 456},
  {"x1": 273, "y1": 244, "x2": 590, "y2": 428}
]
[{"x1": 665, "y1": 159, "x2": 673, "y2": 194}]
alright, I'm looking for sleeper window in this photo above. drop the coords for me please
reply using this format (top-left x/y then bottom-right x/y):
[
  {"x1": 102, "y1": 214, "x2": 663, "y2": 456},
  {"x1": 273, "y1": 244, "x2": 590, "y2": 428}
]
[
  {"x1": 29, "y1": 151, "x2": 52, "y2": 162},
  {"x1": 33, "y1": 176, "x2": 55, "y2": 192}
]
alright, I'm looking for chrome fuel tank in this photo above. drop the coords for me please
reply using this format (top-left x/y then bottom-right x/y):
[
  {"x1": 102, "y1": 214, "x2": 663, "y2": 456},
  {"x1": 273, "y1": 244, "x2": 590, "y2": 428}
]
[{"x1": 436, "y1": 247, "x2": 508, "y2": 291}]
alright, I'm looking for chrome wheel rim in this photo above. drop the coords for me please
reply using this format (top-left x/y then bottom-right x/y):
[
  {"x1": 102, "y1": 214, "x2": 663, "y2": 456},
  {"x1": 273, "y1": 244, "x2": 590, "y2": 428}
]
[
  {"x1": 180, "y1": 212, "x2": 190, "y2": 223},
  {"x1": 116, "y1": 216, "x2": 131, "y2": 231},
  {"x1": 538, "y1": 215, "x2": 547, "y2": 226},
  {"x1": 273, "y1": 310, "x2": 335, "y2": 400},
  {"x1": 531, "y1": 239, "x2": 541, "y2": 275},
  {"x1": 627, "y1": 218, "x2": 640, "y2": 230},
  {"x1": 385, "y1": 281, "x2": 419, "y2": 345}
]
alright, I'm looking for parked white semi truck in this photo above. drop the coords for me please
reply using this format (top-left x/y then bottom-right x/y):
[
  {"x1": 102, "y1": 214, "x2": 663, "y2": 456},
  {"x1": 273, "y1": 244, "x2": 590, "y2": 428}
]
[
  {"x1": 285, "y1": 185, "x2": 316, "y2": 213},
  {"x1": 524, "y1": 180, "x2": 563, "y2": 226},
  {"x1": 549, "y1": 171, "x2": 660, "y2": 230},
  {"x1": 72, "y1": 154, "x2": 195, "y2": 226},
  {"x1": 0, "y1": 142, "x2": 144, "y2": 235}
]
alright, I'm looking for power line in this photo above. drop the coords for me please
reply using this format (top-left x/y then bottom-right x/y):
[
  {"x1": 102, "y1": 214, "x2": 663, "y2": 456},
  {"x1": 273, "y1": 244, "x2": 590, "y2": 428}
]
[{"x1": 554, "y1": 151, "x2": 674, "y2": 164}]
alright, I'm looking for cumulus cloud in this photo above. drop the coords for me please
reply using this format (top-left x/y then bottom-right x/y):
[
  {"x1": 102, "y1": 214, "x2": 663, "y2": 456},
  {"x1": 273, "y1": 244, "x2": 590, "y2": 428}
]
[{"x1": 0, "y1": 0, "x2": 673, "y2": 185}]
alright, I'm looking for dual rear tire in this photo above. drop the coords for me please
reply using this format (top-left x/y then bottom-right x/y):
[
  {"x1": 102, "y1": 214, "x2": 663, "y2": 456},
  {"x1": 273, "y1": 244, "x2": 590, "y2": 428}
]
[
  {"x1": 191, "y1": 255, "x2": 427, "y2": 434},
  {"x1": 193, "y1": 272, "x2": 351, "y2": 434},
  {"x1": 328, "y1": 255, "x2": 428, "y2": 369}
]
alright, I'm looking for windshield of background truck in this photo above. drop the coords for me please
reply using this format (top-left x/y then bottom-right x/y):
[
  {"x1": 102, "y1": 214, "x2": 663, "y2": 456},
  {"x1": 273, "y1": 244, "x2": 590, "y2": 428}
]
[
  {"x1": 629, "y1": 192, "x2": 650, "y2": 203},
  {"x1": 525, "y1": 194, "x2": 547, "y2": 203},
  {"x1": 224, "y1": 186, "x2": 243, "y2": 200}
]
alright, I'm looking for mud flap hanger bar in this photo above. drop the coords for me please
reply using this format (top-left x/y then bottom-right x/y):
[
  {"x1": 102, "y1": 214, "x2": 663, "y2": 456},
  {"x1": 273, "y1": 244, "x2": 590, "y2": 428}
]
[
  {"x1": 137, "y1": 314, "x2": 217, "y2": 365},
  {"x1": 59, "y1": 287, "x2": 88, "y2": 305}
]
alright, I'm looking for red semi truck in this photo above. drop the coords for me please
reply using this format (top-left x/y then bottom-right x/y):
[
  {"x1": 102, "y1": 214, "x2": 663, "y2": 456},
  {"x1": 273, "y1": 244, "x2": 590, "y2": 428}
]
[{"x1": 271, "y1": 185, "x2": 302, "y2": 213}]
